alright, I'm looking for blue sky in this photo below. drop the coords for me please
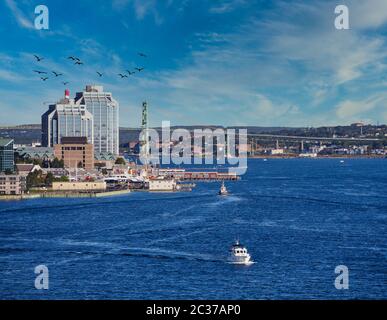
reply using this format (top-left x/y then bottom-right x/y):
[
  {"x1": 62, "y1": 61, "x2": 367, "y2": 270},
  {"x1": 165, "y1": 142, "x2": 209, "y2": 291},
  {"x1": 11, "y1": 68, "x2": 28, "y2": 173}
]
[{"x1": 1, "y1": 0, "x2": 387, "y2": 127}]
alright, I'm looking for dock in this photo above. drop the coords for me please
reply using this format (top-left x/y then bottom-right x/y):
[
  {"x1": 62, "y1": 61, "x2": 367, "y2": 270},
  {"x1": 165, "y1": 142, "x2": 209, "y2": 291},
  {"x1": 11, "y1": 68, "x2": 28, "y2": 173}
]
[{"x1": 159, "y1": 170, "x2": 240, "y2": 181}]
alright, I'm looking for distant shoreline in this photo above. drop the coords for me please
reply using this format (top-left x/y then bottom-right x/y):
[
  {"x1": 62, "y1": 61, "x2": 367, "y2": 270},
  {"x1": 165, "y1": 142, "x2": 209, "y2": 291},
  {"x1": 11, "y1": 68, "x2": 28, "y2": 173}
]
[
  {"x1": 0, "y1": 190, "x2": 131, "y2": 201},
  {"x1": 248, "y1": 155, "x2": 386, "y2": 159}
]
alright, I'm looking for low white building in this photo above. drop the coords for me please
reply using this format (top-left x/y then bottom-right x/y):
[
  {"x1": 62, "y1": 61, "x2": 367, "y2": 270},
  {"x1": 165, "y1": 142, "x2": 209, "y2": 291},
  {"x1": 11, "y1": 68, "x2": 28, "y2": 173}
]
[
  {"x1": 299, "y1": 153, "x2": 318, "y2": 158},
  {"x1": 52, "y1": 181, "x2": 106, "y2": 191},
  {"x1": 270, "y1": 149, "x2": 284, "y2": 155},
  {"x1": 149, "y1": 178, "x2": 177, "y2": 191}
]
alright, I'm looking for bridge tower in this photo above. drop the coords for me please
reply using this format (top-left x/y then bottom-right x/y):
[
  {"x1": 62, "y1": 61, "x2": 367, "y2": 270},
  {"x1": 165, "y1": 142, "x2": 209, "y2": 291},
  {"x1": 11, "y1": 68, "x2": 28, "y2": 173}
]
[{"x1": 140, "y1": 101, "x2": 149, "y2": 165}]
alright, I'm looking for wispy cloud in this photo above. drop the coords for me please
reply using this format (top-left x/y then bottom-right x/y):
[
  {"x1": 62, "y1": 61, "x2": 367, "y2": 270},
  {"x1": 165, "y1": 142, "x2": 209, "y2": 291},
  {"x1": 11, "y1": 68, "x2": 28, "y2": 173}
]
[
  {"x1": 209, "y1": 0, "x2": 246, "y2": 14},
  {"x1": 336, "y1": 94, "x2": 387, "y2": 120},
  {"x1": 0, "y1": 68, "x2": 27, "y2": 82},
  {"x1": 2, "y1": 0, "x2": 387, "y2": 127},
  {"x1": 4, "y1": 0, "x2": 34, "y2": 29},
  {"x1": 132, "y1": 0, "x2": 387, "y2": 126},
  {"x1": 112, "y1": 0, "x2": 164, "y2": 24},
  {"x1": 349, "y1": 0, "x2": 387, "y2": 29},
  {"x1": 133, "y1": 0, "x2": 156, "y2": 19}
]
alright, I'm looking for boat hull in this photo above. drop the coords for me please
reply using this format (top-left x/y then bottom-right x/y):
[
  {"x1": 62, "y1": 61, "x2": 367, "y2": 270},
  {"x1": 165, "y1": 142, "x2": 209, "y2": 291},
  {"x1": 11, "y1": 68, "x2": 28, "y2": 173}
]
[{"x1": 227, "y1": 254, "x2": 252, "y2": 265}]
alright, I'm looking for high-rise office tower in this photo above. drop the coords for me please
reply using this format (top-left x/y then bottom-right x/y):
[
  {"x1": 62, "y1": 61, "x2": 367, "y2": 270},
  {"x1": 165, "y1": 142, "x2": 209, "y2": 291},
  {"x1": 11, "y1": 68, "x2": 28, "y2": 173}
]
[
  {"x1": 42, "y1": 89, "x2": 94, "y2": 147},
  {"x1": 0, "y1": 138, "x2": 14, "y2": 172},
  {"x1": 75, "y1": 86, "x2": 119, "y2": 156}
]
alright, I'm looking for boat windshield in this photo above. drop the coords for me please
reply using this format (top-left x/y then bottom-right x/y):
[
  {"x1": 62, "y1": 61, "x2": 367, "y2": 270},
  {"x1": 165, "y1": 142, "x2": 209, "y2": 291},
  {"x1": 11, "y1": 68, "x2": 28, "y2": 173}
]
[{"x1": 233, "y1": 248, "x2": 247, "y2": 254}]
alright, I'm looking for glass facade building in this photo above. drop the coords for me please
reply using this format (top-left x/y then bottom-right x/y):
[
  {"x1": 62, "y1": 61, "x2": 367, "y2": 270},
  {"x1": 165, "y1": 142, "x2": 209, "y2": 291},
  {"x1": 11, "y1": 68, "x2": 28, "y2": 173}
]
[
  {"x1": 0, "y1": 138, "x2": 14, "y2": 172},
  {"x1": 75, "y1": 86, "x2": 119, "y2": 156},
  {"x1": 42, "y1": 93, "x2": 94, "y2": 148}
]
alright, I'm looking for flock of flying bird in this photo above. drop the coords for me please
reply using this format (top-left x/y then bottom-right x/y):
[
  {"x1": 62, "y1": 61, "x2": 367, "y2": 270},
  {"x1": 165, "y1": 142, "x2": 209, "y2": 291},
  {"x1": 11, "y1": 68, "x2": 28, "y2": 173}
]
[{"x1": 32, "y1": 52, "x2": 147, "y2": 84}]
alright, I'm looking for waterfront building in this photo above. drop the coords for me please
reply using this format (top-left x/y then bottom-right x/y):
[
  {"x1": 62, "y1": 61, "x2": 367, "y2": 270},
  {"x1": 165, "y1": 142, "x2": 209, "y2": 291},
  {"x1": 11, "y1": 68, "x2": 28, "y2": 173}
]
[
  {"x1": 54, "y1": 137, "x2": 94, "y2": 170},
  {"x1": 0, "y1": 174, "x2": 26, "y2": 195},
  {"x1": 15, "y1": 147, "x2": 54, "y2": 161},
  {"x1": 42, "y1": 89, "x2": 94, "y2": 148},
  {"x1": 299, "y1": 153, "x2": 318, "y2": 158},
  {"x1": 16, "y1": 164, "x2": 40, "y2": 177},
  {"x1": 52, "y1": 181, "x2": 106, "y2": 192},
  {"x1": 148, "y1": 178, "x2": 177, "y2": 191},
  {"x1": 0, "y1": 138, "x2": 14, "y2": 172},
  {"x1": 95, "y1": 152, "x2": 117, "y2": 162},
  {"x1": 75, "y1": 85, "x2": 119, "y2": 156},
  {"x1": 44, "y1": 168, "x2": 69, "y2": 178},
  {"x1": 41, "y1": 86, "x2": 119, "y2": 157},
  {"x1": 270, "y1": 148, "x2": 284, "y2": 155},
  {"x1": 94, "y1": 153, "x2": 121, "y2": 171}
]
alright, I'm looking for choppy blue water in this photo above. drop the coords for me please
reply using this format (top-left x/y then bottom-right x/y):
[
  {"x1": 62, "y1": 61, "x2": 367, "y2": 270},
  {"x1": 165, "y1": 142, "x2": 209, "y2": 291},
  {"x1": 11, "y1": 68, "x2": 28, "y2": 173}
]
[{"x1": 0, "y1": 159, "x2": 386, "y2": 299}]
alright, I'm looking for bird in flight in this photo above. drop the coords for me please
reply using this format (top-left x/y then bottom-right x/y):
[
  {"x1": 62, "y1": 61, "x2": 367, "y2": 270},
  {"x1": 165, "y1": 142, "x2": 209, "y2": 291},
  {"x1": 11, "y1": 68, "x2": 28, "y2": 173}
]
[
  {"x1": 40, "y1": 77, "x2": 49, "y2": 81},
  {"x1": 118, "y1": 73, "x2": 128, "y2": 78},
  {"x1": 96, "y1": 71, "x2": 103, "y2": 77},
  {"x1": 34, "y1": 70, "x2": 47, "y2": 75},
  {"x1": 62, "y1": 81, "x2": 69, "y2": 85},
  {"x1": 126, "y1": 70, "x2": 135, "y2": 75},
  {"x1": 68, "y1": 56, "x2": 80, "y2": 61},
  {"x1": 52, "y1": 71, "x2": 63, "y2": 77},
  {"x1": 74, "y1": 61, "x2": 83, "y2": 65},
  {"x1": 138, "y1": 52, "x2": 147, "y2": 58},
  {"x1": 135, "y1": 67, "x2": 144, "y2": 72},
  {"x1": 34, "y1": 55, "x2": 44, "y2": 62}
]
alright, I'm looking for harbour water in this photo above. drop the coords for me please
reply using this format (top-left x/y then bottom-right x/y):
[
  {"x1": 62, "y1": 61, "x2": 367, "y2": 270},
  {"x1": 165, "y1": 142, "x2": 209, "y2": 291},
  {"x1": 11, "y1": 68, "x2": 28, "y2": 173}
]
[{"x1": 0, "y1": 159, "x2": 386, "y2": 299}]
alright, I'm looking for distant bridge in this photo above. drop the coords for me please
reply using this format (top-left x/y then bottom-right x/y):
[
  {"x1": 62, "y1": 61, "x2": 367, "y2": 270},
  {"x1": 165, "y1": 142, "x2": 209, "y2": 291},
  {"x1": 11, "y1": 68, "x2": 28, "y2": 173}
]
[
  {"x1": 244, "y1": 133, "x2": 381, "y2": 142},
  {"x1": 120, "y1": 127, "x2": 382, "y2": 142}
]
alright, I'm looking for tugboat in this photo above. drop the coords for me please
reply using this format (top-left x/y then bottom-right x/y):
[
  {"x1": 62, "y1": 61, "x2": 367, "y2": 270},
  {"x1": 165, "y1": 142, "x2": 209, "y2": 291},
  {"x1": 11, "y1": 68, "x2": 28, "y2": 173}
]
[
  {"x1": 227, "y1": 240, "x2": 253, "y2": 265},
  {"x1": 218, "y1": 181, "x2": 229, "y2": 196}
]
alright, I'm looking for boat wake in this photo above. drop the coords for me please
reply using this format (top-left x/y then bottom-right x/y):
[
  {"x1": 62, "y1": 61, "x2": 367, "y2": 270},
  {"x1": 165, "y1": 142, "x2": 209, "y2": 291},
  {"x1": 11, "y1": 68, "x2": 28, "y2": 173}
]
[
  {"x1": 206, "y1": 195, "x2": 244, "y2": 208},
  {"x1": 119, "y1": 247, "x2": 223, "y2": 263},
  {"x1": 227, "y1": 261, "x2": 255, "y2": 266},
  {"x1": 54, "y1": 240, "x2": 223, "y2": 263}
]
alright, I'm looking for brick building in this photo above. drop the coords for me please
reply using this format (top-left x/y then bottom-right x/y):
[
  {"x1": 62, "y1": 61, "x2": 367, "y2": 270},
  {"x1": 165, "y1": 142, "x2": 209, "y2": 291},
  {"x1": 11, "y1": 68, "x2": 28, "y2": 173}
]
[{"x1": 54, "y1": 137, "x2": 94, "y2": 170}]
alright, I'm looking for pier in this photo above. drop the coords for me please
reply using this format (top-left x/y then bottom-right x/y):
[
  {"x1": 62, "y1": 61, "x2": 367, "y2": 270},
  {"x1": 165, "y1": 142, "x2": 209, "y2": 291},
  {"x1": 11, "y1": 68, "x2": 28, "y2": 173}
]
[{"x1": 158, "y1": 169, "x2": 240, "y2": 181}]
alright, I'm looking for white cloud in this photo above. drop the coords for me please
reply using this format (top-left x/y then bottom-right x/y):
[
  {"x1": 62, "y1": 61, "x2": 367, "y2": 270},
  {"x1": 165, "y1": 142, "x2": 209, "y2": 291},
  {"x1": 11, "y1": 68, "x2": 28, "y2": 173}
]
[
  {"x1": 113, "y1": 0, "x2": 387, "y2": 126},
  {"x1": 0, "y1": 69, "x2": 26, "y2": 82},
  {"x1": 336, "y1": 94, "x2": 387, "y2": 119},
  {"x1": 3, "y1": 0, "x2": 387, "y2": 127},
  {"x1": 209, "y1": 0, "x2": 246, "y2": 14},
  {"x1": 4, "y1": 0, "x2": 34, "y2": 29},
  {"x1": 348, "y1": 0, "x2": 387, "y2": 29},
  {"x1": 112, "y1": 0, "x2": 163, "y2": 24},
  {"x1": 133, "y1": 0, "x2": 156, "y2": 19}
]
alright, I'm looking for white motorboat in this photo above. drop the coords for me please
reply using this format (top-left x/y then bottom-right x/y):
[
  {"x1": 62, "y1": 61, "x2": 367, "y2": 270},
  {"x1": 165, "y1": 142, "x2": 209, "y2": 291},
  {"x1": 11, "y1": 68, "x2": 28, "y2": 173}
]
[
  {"x1": 218, "y1": 181, "x2": 228, "y2": 196},
  {"x1": 227, "y1": 240, "x2": 253, "y2": 265}
]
